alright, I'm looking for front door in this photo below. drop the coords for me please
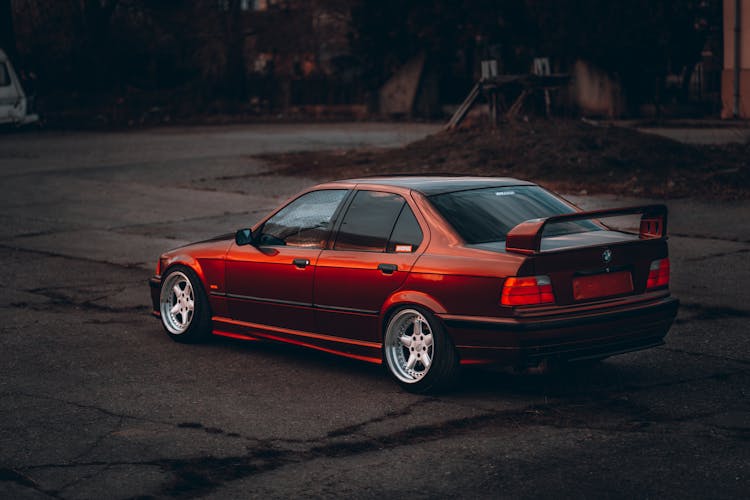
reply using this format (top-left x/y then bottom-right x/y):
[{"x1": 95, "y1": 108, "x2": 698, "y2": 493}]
[{"x1": 225, "y1": 189, "x2": 349, "y2": 332}]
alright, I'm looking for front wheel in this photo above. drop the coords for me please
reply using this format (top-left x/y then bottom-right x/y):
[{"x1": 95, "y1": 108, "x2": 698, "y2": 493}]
[
  {"x1": 383, "y1": 307, "x2": 459, "y2": 393},
  {"x1": 159, "y1": 266, "x2": 212, "y2": 343}
]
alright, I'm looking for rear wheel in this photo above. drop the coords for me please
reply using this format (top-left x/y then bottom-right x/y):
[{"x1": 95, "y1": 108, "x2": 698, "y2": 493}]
[
  {"x1": 383, "y1": 307, "x2": 459, "y2": 393},
  {"x1": 159, "y1": 266, "x2": 211, "y2": 343}
]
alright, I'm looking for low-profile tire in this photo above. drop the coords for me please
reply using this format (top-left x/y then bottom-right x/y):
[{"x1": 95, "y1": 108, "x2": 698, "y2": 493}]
[
  {"x1": 159, "y1": 265, "x2": 212, "y2": 343},
  {"x1": 383, "y1": 306, "x2": 459, "y2": 393}
]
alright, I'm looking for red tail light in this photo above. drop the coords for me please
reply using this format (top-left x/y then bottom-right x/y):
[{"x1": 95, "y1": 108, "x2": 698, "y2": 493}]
[
  {"x1": 646, "y1": 258, "x2": 670, "y2": 290},
  {"x1": 501, "y1": 275, "x2": 555, "y2": 306}
]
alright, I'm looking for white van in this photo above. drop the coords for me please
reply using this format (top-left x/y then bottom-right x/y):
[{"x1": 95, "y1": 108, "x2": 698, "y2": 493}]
[{"x1": 0, "y1": 49, "x2": 39, "y2": 126}]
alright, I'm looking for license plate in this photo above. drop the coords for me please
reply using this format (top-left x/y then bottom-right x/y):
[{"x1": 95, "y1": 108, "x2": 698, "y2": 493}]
[{"x1": 573, "y1": 271, "x2": 633, "y2": 301}]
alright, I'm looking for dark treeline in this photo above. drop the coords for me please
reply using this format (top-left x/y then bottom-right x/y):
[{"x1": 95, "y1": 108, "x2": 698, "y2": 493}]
[{"x1": 0, "y1": 0, "x2": 720, "y2": 123}]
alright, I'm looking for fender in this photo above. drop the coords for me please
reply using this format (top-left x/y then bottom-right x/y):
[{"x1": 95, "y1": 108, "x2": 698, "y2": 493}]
[
  {"x1": 160, "y1": 254, "x2": 230, "y2": 316},
  {"x1": 162, "y1": 253, "x2": 228, "y2": 292},
  {"x1": 380, "y1": 290, "x2": 447, "y2": 325},
  {"x1": 161, "y1": 254, "x2": 206, "y2": 282},
  {"x1": 158, "y1": 236, "x2": 232, "y2": 290}
]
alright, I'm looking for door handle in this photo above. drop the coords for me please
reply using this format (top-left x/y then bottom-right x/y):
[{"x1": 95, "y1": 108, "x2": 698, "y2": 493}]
[
  {"x1": 293, "y1": 258, "x2": 310, "y2": 268},
  {"x1": 377, "y1": 263, "x2": 398, "y2": 275}
]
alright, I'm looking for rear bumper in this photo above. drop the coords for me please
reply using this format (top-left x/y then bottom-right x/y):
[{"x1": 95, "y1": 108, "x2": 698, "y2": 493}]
[{"x1": 440, "y1": 296, "x2": 679, "y2": 366}]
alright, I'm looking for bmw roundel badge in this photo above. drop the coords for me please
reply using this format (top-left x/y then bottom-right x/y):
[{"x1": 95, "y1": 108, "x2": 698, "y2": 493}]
[{"x1": 602, "y1": 248, "x2": 613, "y2": 264}]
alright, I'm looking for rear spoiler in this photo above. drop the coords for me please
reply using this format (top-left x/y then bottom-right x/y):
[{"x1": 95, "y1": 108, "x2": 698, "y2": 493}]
[{"x1": 505, "y1": 204, "x2": 668, "y2": 255}]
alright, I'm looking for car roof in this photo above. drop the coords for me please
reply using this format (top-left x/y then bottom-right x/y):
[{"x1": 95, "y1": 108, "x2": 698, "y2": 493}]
[{"x1": 333, "y1": 176, "x2": 535, "y2": 196}]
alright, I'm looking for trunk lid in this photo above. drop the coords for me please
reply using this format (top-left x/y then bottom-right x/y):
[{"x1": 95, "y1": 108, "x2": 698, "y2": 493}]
[
  {"x1": 507, "y1": 205, "x2": 669, "y2": 306},
  {"x1": 519, "y1": 232, "x2": 667, "y2": 305}
]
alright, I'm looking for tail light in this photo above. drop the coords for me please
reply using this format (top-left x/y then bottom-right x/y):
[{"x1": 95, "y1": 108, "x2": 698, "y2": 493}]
[
  {"x1": 501, "y1": 275, "x2": 555, "y2": 306},
  {"x1": 646, "y1": 258, "x2": 670, "y2": 290}
]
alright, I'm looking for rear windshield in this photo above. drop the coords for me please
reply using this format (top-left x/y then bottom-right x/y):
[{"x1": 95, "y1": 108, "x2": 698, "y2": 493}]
[{"x1": 429, "y1": 185, "x2": 600, "y2": 244}]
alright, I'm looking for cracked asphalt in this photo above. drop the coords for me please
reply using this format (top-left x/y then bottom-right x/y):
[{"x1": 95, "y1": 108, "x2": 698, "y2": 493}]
[{"x1": 0, "y1": 123, "x2": 748, "y2": 499}]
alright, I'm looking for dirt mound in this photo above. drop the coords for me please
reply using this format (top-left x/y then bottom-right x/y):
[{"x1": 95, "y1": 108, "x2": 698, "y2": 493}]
[{"x1": 260, "y1": 120, "x2": 750, "y2": 199}]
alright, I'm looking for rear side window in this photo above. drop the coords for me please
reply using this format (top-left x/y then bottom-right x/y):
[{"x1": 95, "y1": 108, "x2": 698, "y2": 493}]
[
  {"x1": 0, "y1": 64, "x2": 10, "y2": 87},
  {"x1": 335, "y1": 191, "x2": 405, "y2": 252},
  {"x1": 387, "y1": 205, "x2": 423, "y2": 252},
  {"x1": 429, "y1": 185, "x2": 599, "y2": 244}
]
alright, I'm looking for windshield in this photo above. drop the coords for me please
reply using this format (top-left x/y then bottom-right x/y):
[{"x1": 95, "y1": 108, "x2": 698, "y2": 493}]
[{"x1": 429, "y1": 185, "x2": 600, "y2": 244}]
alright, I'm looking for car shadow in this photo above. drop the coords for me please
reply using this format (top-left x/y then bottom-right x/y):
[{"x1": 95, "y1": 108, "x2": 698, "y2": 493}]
[
  {"x1": 209, "y1": 334, "x2": 652, "y2": 399},
  {"x1": 455, "y1": 360, "x2": 650, "y2": 400},
  {"x1": 210, "y1": 334, "x2": 386, "y2": 378}
]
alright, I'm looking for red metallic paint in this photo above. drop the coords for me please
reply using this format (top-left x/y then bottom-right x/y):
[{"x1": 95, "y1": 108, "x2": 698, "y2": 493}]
[
  {"x1": 155, "y1": 241, "x2": 233, "y2": 317},
  {"x1": 151, "y1": 177, "x2": 678, "y2": 369},
  {"x1": 380, "y1": 290, "x2": 447, "y2": 316},
  {"x1": 212, "y1": 330, "x2": 261, "y2": 341},
  {"x1": 212, "y1": 316, "x2": 382, "y2": 363},
  {"x1": 225, "y1": 245, "x2": 320, "y2": 331},
  {"x1": 315, "y1": 249, "x2": 420, "y2": 342}
]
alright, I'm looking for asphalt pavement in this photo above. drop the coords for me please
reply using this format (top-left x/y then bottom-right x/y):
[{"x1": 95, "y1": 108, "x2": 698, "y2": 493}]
[
  {"x1": 635, "y1": 125, "x2": 750, "y2": 145},
  {"x1": 0, "y1": 123, "x2": 748, "y2": 499}
]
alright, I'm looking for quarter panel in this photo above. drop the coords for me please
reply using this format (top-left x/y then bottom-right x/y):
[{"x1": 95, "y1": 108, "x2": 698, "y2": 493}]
[{"x1": 401, "y1": 272, "x2": 507, "y2": 318}]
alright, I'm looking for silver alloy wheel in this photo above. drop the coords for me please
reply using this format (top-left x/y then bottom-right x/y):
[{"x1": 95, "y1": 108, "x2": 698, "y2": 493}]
[
  {"x1": 160, "y1": 271, "x2": 195, "y2": 335},
  {"x1": 384, "y1": 309, "x2": 435, "y2": 384}
]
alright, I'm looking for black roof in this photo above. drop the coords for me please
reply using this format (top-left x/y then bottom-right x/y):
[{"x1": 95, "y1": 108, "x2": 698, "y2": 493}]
[{"x1": 335, "y1": 176, "x2": 535, "y2": 196}]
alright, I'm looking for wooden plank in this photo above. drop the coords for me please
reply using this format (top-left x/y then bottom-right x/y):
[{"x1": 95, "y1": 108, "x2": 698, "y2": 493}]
[{"x1": 445, "y1": 82, "x2": 480, "y2": 130}]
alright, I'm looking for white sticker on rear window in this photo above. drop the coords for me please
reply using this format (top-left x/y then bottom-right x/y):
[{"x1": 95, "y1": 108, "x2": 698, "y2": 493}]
[{"x1": 495, "y1": 191, "x2": 516, "y2": 196}]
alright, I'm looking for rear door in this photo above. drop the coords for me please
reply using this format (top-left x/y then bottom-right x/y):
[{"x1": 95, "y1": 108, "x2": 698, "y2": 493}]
[
  {"x1": 225, "y1": 189, "x2": 349, "y2": 331},
  {"x1": 314, "y1": 189, "x2": 425, "y2": 343}
]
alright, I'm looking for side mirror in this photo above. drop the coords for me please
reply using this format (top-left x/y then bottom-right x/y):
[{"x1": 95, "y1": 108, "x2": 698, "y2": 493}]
[{"x1": 235, "y1": 228, "x2": 255, "y2": 246}]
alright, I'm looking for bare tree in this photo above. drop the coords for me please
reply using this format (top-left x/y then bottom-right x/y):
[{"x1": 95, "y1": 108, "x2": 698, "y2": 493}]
[
  {"x1": 73, "y1": 0, "x2": 121, "y2": 89},
  {"x1": 224, "y1": 0, "x2": 248, "y2": 102},
  {"x1": 0, "y1": 0, "x2": 18, "y2": 59}
]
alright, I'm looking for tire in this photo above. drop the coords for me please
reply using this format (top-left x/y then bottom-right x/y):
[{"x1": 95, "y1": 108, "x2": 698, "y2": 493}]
[
  {"x1": 383, "y1": 306, "x2": 459, "y2": 393},
  {"x1": 159, "y1": 266, "x2": 212, "y2": 343}
]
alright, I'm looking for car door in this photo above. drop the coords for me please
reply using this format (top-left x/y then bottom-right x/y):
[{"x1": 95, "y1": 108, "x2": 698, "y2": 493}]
[
  {"x1": 314, "y1": 189, "x2": 426, "y2": 344},
  {"x1": 225, "y1": 189, "x2": 349, "y2": 332}
]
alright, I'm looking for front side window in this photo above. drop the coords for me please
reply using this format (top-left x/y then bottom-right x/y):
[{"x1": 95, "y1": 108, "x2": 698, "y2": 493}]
[
  {"x1": 429, "y1": 186, "x2": 599, "y2": 244},
  {"x1": 260, "y1": 189, "x2": 347, "y2": 248},
  {"x1": 335, "y1": 191, "x2": 406, "y2": 252}
]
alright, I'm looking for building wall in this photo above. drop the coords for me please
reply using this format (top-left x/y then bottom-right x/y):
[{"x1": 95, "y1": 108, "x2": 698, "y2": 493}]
[
  {"x1": 572, "y1": 60, "x2": 623, "y2": 118},
  {"x1": 722, "y1": 0, "x2": 750, "y2": 118}
]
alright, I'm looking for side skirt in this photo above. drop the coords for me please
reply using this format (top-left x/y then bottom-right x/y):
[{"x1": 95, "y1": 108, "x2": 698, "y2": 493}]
[{"x1": 211, "y1": 316, "x2": 383, "y2": 364}]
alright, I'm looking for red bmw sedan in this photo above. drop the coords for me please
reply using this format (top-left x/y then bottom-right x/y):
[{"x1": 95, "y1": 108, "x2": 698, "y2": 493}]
[{"x1": 150, "y1": 177, "x2": 678, "y2": 392}]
